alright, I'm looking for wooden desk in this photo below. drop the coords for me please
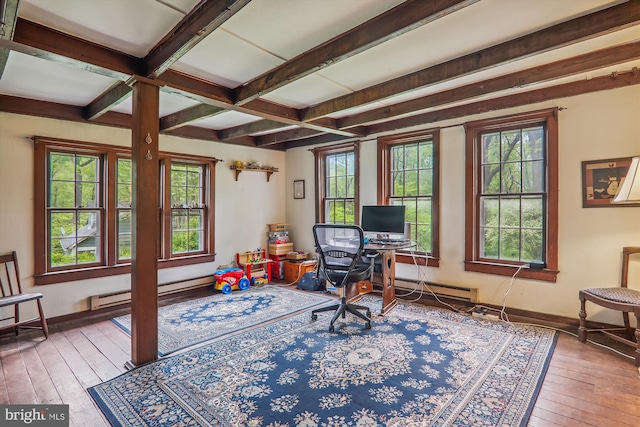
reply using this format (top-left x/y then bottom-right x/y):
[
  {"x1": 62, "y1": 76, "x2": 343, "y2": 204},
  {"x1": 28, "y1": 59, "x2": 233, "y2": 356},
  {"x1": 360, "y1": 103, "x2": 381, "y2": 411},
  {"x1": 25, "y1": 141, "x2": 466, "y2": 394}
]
[{"x1": 364, "y1": 241, "x2": 416, "y2": 315}]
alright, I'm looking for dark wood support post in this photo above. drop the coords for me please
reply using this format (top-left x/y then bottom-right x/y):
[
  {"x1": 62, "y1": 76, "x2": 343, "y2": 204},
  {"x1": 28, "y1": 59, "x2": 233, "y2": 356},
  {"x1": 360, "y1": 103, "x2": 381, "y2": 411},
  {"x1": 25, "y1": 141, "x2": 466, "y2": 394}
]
[{"x1": 129, "y1": 76, "x2": 160, "y2": 367}]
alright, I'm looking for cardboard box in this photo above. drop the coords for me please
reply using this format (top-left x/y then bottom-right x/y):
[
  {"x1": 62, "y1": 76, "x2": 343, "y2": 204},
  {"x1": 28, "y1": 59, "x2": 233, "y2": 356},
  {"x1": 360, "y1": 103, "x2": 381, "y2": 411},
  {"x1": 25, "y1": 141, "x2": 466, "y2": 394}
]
[
  {"x1": 268, "y1": 242, "x2": 293, "y2": 255},
  {"x1": 286, "y1": 251, "x2": 308, "y2": 260},
  {"x1": 268, "y1": 223, "x2": 287, "y2": 232}
]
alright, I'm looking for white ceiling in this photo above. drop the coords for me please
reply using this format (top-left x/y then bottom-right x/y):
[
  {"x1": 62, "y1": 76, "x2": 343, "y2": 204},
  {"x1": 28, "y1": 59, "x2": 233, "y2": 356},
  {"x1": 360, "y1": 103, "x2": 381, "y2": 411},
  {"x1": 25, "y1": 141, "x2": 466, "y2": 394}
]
[{"x1": 1, "y1": 0, "x2": 639, "y2": 145}]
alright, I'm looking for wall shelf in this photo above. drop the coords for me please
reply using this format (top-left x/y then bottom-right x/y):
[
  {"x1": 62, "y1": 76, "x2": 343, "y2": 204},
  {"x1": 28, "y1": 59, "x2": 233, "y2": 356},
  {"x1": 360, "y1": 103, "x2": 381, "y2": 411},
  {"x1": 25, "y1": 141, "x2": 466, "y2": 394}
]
[{"x1": 230, "y1": 165, "x2": 279, "y2": 182}]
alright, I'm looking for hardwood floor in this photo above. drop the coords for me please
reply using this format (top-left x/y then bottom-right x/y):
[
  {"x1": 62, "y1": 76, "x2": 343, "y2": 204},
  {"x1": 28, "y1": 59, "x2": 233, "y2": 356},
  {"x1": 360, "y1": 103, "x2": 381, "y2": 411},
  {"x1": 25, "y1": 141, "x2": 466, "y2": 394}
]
[{"x1": 1, "y1": 291, "x2": 639, "y2": 427}]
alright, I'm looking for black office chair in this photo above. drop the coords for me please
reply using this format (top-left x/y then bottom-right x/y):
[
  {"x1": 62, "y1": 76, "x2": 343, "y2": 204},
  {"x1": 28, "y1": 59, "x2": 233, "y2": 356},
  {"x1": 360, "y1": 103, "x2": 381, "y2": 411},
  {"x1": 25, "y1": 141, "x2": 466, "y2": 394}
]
[{"x1": 311, "y1": 224, "x2": 372, "y2": 332}]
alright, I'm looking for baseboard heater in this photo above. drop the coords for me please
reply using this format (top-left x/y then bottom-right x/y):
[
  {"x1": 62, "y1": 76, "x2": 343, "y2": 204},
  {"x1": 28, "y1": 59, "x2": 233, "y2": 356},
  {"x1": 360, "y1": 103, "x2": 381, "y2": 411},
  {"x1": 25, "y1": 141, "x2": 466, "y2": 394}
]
[
  {"x1": 89, "y1": 275, "x2": 215, "y2": 310},
  {"x1": 394, "y1": 278, "x2": 479, "y2": 303}
]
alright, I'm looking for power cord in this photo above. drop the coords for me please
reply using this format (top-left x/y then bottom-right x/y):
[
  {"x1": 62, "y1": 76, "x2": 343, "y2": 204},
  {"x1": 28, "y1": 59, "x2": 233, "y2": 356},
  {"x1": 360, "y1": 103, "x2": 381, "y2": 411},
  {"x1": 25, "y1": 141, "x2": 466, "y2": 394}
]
[{"x1": 271, "y1": 259, "x2": 318, "y2": 288}]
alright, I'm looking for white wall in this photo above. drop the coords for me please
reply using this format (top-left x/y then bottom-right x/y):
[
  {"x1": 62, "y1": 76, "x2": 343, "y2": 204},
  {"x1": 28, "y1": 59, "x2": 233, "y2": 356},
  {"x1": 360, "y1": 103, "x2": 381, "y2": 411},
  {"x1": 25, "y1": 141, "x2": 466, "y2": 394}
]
[
  {"x1": 0, "y1": 114, "x2": 286, "y2": 317},
  {"x1": 285, "y1": 86, "x2": 640, "y2": 324}
]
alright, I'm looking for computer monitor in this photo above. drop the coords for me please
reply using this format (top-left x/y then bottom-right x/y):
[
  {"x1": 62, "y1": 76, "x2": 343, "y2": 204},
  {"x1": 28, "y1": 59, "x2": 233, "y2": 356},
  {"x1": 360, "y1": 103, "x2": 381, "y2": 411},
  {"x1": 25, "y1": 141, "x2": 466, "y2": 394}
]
[{"x1": 361, "y1": 205, "x2": 406, "y2": 235}]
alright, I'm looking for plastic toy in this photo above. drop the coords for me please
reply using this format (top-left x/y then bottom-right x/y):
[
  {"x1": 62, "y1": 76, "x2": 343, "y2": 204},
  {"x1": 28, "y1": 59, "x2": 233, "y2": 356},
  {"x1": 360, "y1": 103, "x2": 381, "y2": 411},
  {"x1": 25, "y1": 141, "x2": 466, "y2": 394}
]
[{"x1": 213, "y1": 267, "x2": 251, "y2": 294}]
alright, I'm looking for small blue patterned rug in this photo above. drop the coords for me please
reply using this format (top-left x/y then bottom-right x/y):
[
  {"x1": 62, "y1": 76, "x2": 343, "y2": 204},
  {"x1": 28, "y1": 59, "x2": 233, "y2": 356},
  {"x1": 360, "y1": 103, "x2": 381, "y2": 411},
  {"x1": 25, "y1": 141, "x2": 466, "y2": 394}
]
[
  {"x1": 112, "y1": 285, "x2": 333, "y2": 355},
  {"x1": 93, "y1": 296, "x2": 556, "y2": 426}
]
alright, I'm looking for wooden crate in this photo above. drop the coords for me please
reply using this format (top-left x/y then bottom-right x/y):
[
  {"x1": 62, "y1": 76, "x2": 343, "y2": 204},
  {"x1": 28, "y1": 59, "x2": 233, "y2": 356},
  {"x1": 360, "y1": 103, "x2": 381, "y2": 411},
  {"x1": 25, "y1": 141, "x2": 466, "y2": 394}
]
[{"x1": 269, "y1": 242, "x2": 293, "y2": 255}]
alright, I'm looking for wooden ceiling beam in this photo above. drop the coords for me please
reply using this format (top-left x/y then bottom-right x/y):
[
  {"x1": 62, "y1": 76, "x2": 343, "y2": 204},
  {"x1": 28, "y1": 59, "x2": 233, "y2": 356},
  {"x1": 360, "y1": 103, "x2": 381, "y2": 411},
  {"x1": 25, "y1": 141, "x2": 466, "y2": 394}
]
[
  {"x1": 10, "y1": 18, "x2": 144, "y2": 79},
  {"x1": 145, "y1": 0, "x2": 251, "y2": 78},
  {"x1": 0, "y1": 0, "x2": 20, "y2": 80},
  {"x1": 338, "y1": 40, "x2": 640, "y2": 129},
  {"x1": 367, "y1": 67, "x2": 640, "y2": 135},
  {"x1": 234, "y1": 0, "x2": 479, "y2": 105},
  {"x1": 302, "y1": 1, "x2": 640, "y2": 121},
  {"x1": 159, "y1": 103, "x2": 226, "y2": 131},
  {"x1": 160, "y1": 71, "x2": 360, "y2": 136},
  {"x1": 218, "y1": 119, "x2": 291, "y2": 140},
  {"x1": 255, "y1": 127, "x2": 323, "y2": 147},
  {"x1": 285, "y1": 134, "x2": 357, "y2": 150},
  {"x1": 85, "y1": 81, "x2": 132, "y2": 120}
]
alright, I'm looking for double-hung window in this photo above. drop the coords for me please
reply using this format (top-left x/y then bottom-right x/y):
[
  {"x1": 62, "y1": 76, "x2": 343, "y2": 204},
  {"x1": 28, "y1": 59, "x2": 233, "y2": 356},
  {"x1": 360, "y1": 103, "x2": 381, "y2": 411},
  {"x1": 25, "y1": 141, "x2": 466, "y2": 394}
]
[
  {"x1": 379, "y1": 130, "x2": 440, "y2": 266},
  {"x1": 34, "y1": 137, "x2": 217, "y2": 285},
  {"x1": 48, "y1": 149, "x2": 103, "y2": 268},
  {"x1": 464, "y1": 109, "x2": 558, "y2": 281},
  {"x1": 313, "y1": 143, "x2": 359, "y2": 224},
  {"x1": 168, "y1": 162, "x2": 207, "y2": 255}
]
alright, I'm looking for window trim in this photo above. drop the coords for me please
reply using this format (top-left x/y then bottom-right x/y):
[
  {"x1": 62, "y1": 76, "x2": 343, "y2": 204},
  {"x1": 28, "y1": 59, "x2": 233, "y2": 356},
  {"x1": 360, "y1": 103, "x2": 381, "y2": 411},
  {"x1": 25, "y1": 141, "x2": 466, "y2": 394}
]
[
  {"x1": 311, "y1": 142, "x2": 360, "y2": 224},
  {"x1": 378, "y1": 130, "x2": 440, "y2": 267},
  {"x1": 464, "y1": 109, "x2": 559, "y2": 282},
  {"x1": 33, "y1": 137, "x2": 217, "y2": 285}
]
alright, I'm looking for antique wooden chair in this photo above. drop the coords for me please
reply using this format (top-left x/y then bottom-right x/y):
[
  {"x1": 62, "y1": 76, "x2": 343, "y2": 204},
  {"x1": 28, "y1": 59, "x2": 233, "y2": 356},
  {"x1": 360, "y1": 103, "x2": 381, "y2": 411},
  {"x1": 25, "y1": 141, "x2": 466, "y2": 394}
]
[
  {"x1": 578, "y1": 246, "x2": 640, "y2": 366},
  {"x1": 0, "y1": 251, "x2": 49, "y2": 339}
]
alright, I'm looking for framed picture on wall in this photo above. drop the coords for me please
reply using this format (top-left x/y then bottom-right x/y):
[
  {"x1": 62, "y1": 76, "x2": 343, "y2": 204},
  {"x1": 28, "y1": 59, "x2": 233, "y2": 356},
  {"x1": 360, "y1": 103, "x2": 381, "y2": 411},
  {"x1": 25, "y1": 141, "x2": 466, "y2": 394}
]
[
  {"x1": 293, "y1": 180, "x2": 305, "y2": 199},
  {"x1": 582, "y1": 157, "x2": 640, "y2": 207}
]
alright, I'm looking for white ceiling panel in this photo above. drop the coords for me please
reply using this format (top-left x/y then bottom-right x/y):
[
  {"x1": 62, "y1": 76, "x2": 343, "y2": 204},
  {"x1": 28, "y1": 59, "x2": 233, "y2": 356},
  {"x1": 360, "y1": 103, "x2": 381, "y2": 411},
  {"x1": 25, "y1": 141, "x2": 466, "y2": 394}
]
[
  {"x1": 221, "y1": 0, "x2": 405, "y2": 60},
  {"x1": 261, "y1": 73, "x2": 353, "y2": 108},
  {"x1": 0, "y1": 51, "x2": 115, "y2": 105},
  {"x1": 19, "y1": 0, "x2": 195, "y2": 57},
  {"x1": 171, "y1": 28, "x2": 285, "y2": 87},
  {"x1": 191, "y1": 111, "x2": 263, "y2": 130},
  {"x1": 110, "y1": 91, "x2": 202, "y2": 118}
]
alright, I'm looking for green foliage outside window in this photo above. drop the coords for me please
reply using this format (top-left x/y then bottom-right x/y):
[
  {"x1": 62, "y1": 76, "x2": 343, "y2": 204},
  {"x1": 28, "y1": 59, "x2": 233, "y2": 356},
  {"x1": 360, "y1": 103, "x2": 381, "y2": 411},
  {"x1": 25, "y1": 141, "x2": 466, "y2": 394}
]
[
  {"x1": 48, "y1": 152, "x2": 101, "y2": 267},
  {"x1": 170, "y1": 164, "x2": 205, "y2": 254},
  {"x1": 325, "y1": 152, "x2": 355, "y2": 224},
  {"x1": 390, "y1": 141, "x2": 433, "y2": 253},
  {"x1": 479, "y1": 126, "x2": 545, "y2": 263}
]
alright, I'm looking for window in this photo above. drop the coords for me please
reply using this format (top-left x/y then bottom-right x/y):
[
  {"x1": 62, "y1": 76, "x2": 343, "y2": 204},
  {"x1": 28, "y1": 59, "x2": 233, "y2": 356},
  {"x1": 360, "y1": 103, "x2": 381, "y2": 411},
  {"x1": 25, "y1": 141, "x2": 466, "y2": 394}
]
[
  {"x1": 48, "y1": 150, "x2": 103, "y2": 268},
  {"x1": 169, "y1": 162, "x2": 206, "y2": 255},
  {"x1": 312, "y1": 143, "x2": 359, "y2": 224},
  {"x1": 379, "y1": 131, "x2": 440, "y2": 266},
  {"x1": 34, "y1": 137, "x2": 217, "y2": 284},
  {"x1": 116, "y1": 158, "x2": 132, "y2": 261},
  {"x1": 464, "y1": 109, "x2": 558, "y2": 282}
]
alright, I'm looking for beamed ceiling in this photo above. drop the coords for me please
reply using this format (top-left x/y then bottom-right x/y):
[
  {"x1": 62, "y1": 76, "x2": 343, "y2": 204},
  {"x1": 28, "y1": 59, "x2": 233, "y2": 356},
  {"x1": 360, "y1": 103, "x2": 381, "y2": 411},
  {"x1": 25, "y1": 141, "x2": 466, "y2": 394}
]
[{"x1": 1, "y1": 0, "x2": 639, "y2": 151}]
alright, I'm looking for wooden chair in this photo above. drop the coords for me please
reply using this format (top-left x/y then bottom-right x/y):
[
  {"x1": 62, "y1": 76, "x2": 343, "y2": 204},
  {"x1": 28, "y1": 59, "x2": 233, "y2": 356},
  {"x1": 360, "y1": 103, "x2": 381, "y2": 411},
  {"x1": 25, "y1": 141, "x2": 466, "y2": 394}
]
[
  {"x1": 578, "y1": 246, "x2": 640, "y2": 366},
  {"x1": 0, "y1": 251, "x2": 49, "y2": 339}
]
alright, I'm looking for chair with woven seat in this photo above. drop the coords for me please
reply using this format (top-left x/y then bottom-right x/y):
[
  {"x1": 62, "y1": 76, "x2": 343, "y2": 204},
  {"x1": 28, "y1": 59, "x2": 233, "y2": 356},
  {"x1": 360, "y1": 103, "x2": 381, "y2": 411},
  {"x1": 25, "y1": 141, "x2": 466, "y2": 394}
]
[
  {"x1": 578, "y1": 246, "x2": 640, "y2": 366},
  {"x1": 0, "y1": 251, "x2": 49, "y2": 339},
  {"x1": 310, "y1": 224, "x2": 372, "y2": 332}
]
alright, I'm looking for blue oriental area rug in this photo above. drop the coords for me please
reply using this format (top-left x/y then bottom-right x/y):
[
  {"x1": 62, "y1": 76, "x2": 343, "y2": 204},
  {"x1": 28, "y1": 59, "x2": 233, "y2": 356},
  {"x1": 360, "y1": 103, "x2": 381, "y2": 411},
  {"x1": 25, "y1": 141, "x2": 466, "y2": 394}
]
[
  {"x1": 92, "y1": 295, "x2": 556, "y2": 426},
  {"x1": 112, "y1": 285, "x2": 332, "y2": 355}
]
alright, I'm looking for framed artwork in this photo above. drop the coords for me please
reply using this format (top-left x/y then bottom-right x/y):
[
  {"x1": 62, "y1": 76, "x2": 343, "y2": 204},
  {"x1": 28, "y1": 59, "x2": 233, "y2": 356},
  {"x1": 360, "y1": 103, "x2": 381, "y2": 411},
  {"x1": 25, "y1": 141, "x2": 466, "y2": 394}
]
[
  {"x1": 582, "y1": 157, "x2": 640, "y2": 207},
  {"x1": 293, "y1": 180, "x2": 305, "y2": 199}
]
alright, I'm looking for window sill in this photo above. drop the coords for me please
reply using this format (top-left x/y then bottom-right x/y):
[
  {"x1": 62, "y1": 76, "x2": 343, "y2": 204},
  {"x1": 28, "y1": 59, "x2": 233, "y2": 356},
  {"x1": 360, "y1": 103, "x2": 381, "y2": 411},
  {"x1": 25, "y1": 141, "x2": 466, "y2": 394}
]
[
  {"x1": 464, "y1": 260, "x2": 558, "y2": 282},
  {"x1": 35, "y1": 254, "x2": 215, "y2": 285},
  {"x1": 396, "y1": 253, "x2": 439, "y2": 267}
]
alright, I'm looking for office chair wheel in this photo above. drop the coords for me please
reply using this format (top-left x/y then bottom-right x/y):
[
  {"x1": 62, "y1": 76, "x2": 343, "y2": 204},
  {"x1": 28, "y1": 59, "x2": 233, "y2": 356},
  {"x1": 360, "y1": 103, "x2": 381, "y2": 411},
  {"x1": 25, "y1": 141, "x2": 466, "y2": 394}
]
[
  {"x1": 311, "y1": 314, "x2": 317, "y2": 321},
  {"x1": 366, "y1": 310, "x2": 371, "y2": 317},
  {"x1": 365, "y1": 321, "x2": 372, "y2": 329},
  {"x1": 329, "y1": 324, "x2": 335, "y2": 332}
]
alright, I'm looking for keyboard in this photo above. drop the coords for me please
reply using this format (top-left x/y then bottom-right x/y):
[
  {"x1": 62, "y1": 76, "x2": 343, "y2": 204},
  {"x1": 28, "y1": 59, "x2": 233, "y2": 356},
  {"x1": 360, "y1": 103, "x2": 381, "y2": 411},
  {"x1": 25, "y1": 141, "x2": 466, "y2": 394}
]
[{"x1": 368, "y1": 238, "x2": 410, "y2": 246}]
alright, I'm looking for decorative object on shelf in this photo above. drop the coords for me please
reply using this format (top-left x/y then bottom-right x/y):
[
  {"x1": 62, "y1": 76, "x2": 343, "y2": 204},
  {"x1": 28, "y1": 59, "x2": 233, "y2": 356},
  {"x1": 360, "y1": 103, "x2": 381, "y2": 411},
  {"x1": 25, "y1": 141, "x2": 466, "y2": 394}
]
[
  {"x1": 293, "y1": 179, "x2": 305, "y2": 199},
  {"x1": 582, "y1": 156, "x2": 640, "y2": 207},
  {"x1": 613, "y1": 156, "x2": 640, "y2": 204},
  {"x1": 230, "y1": 162, "x2": 279, "y2": 182}
]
